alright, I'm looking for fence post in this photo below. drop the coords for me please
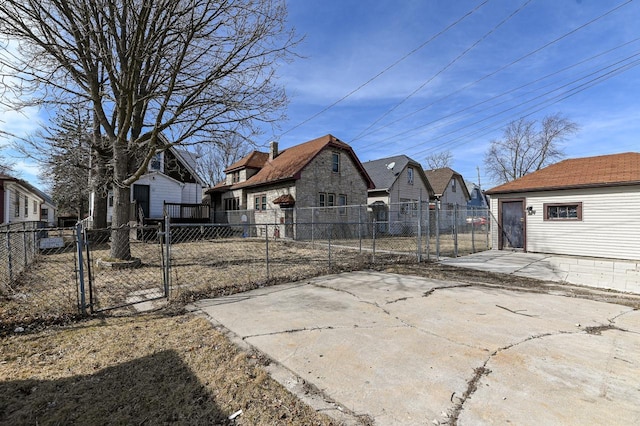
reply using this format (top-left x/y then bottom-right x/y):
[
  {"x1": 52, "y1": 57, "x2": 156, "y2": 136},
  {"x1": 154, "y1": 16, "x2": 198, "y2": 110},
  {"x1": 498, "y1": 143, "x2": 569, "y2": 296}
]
[
  {"x1": 5, "y1": 229, "x2": 12, "y2": 283},
  {"x1": 358, "y1": 205, "x2": 362, "y2": 254},
  {"x1": 417, "y1": 198, "x2": 422, "y2": 262},
  {"x1": 453, "y1": 205, "x2": 458, "y2": 258},
  {"x1": 22, "y1": 222, "x2": 28, "y2": 269},
  {"x1": 75, "y1": 222, "x2": 87, "y2": 314},
  {"x1": 164, "y1": 215, "x2": 171, "y2": 297},
  {"x1": 486, "y1": 208, "x2": 490, "y2": 249},
  {"x1": 435, "y1": 202, "x2": 440, "y2": 260},
  {"x1": 372, "y1": 219, "x2": 376, "y2": 263},
  {"x1": 311, "y1": 207, "x2": 315, "y2": 248},
  {"x1": 471, "y1": 207, "x2": 476, "y2": 253},
  {"x1": 265, "y1": 224, "x2": 270, "y2": 280},
  {"x1": 426, "y1": 201, "x2": 431, "y2": 262},
  {"x1": 327, "y1": 223, "x2": 332, "y2": 270}
]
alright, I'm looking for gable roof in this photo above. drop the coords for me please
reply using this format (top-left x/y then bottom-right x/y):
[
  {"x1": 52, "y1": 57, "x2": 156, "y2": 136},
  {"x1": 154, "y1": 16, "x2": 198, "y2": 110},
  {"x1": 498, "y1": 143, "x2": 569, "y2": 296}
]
[
  {"x1": 232, "y1": 134, "x2": 374, "y2": 190},
  {"x1": 363, "y1": 155, "x2": 434, "y2": 195},
  {"x1": 224, "y1": 151, "x2": 269, "y2": 173},
  {"x1": 424, "y1": 167, "x2": 470, "y2": 199},
  {"x1": 0, "y1": 173, "x2": 47, "y2": 202},
  {"x1": 486, "y1": 152, "x2": 640, "y2": 195}
]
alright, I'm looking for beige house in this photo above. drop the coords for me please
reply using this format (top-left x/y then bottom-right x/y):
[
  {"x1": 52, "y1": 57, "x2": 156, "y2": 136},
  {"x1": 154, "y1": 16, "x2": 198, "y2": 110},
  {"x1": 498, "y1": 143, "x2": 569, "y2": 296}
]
[
  {"x1": 207, "y1": 134, "x2": 374, "y2": 238},
  {"x1": 486, "y1": 152, "x2": 640, "y2": 261},
  {"x1": 362, "y1": 155, "x2": 434, "y2": 234}
]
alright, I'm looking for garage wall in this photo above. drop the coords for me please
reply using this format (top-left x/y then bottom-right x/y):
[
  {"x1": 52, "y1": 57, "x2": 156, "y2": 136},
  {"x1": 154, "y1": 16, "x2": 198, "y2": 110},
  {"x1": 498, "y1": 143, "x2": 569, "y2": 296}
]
[{"x1": 492, "y1": 185, "x2": 640, "y2": 261}]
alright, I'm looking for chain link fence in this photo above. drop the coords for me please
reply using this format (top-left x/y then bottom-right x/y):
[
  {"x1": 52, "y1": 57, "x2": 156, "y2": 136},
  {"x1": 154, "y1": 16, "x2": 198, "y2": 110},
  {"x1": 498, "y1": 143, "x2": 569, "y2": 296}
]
[
  {"x1": 1, "y1": 223, "x2": 81, "y2": 332},
  {"x1": 1, "y1": 204, "x2": 491, "y2": 331}
]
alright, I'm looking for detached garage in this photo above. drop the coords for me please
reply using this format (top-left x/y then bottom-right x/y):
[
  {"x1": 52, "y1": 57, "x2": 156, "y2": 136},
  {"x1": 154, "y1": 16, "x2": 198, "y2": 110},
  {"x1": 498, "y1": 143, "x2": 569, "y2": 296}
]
[{"x1": 486, "y1": 152, "x2": 640, "y2": 261}]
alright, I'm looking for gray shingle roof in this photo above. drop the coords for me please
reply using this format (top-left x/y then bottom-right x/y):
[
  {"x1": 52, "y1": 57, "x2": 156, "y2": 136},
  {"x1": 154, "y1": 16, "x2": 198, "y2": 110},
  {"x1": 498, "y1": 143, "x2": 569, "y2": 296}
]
[{"x1": 362, "y1": 155, "x2": 412, "y2": 191}]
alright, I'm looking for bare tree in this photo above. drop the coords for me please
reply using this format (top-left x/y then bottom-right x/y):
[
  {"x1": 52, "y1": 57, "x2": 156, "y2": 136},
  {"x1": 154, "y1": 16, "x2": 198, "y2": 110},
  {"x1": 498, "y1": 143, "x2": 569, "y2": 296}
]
[
  {"x1": 425, "y1": 150, "x2": 453, "y2": 170},
  {"x1": 195, "y1": 135, "x2": 252, "y2": 187},
  {"x1": 0, "y1": 145, "x2": 15, "y2": 175},
  {"x1": 0, "y1": 0, "x2": 297, "y2": 260},
  {"x1": 484, "y1": 114, "x2": 579, "y2": 184}
]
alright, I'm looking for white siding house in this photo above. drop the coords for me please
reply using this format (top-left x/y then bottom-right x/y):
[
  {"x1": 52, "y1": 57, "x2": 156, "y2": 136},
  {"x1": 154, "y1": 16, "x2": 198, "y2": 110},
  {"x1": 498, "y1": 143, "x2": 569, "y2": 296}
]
[
  {"x1": 486, "y1": 152, "x2": 640, "y2": 261},
  {"x1": 1, "y1": 174, "x2": 47, "y2": 225}
]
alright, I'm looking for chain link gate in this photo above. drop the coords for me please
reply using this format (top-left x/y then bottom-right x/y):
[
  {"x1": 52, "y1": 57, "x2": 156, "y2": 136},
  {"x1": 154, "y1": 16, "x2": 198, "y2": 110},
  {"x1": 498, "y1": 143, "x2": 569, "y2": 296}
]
[{"x1": 76, "y1": 221, "x2": 170, "y2": 313}]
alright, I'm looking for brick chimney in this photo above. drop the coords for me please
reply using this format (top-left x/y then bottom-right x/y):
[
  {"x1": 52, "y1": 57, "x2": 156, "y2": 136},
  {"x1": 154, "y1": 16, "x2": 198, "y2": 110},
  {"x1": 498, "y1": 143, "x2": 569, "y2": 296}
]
[{"x1": 269, "y1": 141, "x2": 279, "y2": 161}]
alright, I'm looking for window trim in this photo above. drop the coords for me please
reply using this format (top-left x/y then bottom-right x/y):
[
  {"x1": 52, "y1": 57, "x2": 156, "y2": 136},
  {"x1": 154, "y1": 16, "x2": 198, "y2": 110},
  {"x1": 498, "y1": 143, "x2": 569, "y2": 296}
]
[
  {"x1": 331, "y1": 152, "x2": 340, "y2": 173},
  {"x1": 24, "y1": 195, "x2": 28, "y2": 216},
  {"x1": 254, "y1": 194, "x2": 267, "y2": 211},
  {"x1": 451, "y1": 178, "x2": 457, "y2": 192},
  {"x1": 543, "y1": 202, "x2": 583, "y2": 221},
  {"x1": 407, "y1": 167, "x2": 414, "y2": 185},
  {"x1": 318, "y1": 192, "x2": 326, "y2": 207},
  {"x1": 327, "y1": 193, "x2": 335, "y2": 207},
  {"x1": 14, "y1": 191, "x2": 20, "y2": 217},
  {"x1": 338, "y1": 194, "x2": 347, "y2": 215}
]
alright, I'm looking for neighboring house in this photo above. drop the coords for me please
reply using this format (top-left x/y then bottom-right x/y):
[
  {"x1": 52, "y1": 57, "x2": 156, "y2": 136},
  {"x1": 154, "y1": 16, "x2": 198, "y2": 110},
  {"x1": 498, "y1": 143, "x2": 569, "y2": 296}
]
[
  {"x1": 0, "y1": 174, "x2": 47, "y2": 225},
  {"x1": 32, "y1": 187, "x2": 57, "y2": 227},
  {"x1": 466, "y1": 181, "x2": 489, "y2": 210},
  {"x1": 424, "y1": 167, "x2": 470, "y2": 207},
  {"x1": 206, "y1": 134, "x2": 374, "y2": 238},
  {"x1": 485, "y1": 152, "x2": 640, "y2": 261},
  {"x1": 90, "y1": 143, "x2": 206, "y2": 225},
  {"x1": 362, "y1": 155, "x2": 434, "y2": 234}
]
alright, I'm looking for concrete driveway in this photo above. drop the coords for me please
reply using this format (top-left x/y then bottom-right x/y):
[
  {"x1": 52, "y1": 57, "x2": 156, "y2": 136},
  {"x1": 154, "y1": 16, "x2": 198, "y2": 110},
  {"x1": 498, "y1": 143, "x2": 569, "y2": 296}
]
[{"x1": 194, "y1": 271, "x2": 640, "y2": 425}]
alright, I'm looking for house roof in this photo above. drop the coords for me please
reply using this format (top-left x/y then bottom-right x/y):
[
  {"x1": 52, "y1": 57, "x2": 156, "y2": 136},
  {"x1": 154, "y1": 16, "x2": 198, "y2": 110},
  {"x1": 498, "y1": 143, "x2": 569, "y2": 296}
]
[
  {"x1": 0, "y1": 173, "x2": 47, "y2": 202},
  {"x1": 362, "y1": 155, "x2": 434, "y2": 196},
  {"x1": 224, "y1": 151, "x2": 269, "y2": 173},
  {"x1": 231, "y1": 134, "x2": 375, "y2": 190},
  {"x1": 486, "y1": 152, "x2": 640, "y2": 195},
  {"x1": 424, "y1": 167, "x2": 470, "y2": 199}
]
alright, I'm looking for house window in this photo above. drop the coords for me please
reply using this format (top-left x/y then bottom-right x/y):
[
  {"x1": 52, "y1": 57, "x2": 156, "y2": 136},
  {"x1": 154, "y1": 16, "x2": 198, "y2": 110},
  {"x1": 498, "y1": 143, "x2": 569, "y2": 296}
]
[
  {"x1": 150, "y1": 152, "x2": 162, "y2": 171},
  {"x1": 451, "y1": 179, "x2": 456, "y2": 192},
  {"x1": 33, "y1": 200, "x2": 37, "y2": 214},
  {"x1": 544, "y1": 202, "x2": 582, "y2": 221},
  {"x1": 319, "y1": 193, "x2": 326, "y2": 207},
  {"x1": 224, "y1": 197, "x2": 240, "y2": 211},
  {"x1": 108, "y1": 194, "x2": 114, "y2": 207},
  {"x1": 41, "y1": 208, "x2": 49, "y2": 218},
  {"x1": 407, "y1": 167, "x2": 414, "y2": 185},
  {"x1": 338, "y1": 194, "x2": 347, "y2": 215},
  {"x1": 327, "y1": 193, "x2": 335, "y2": 207},
  {"x1": 14, "y1": 192, "x2": 20, "y2": 217},
  {"x1": 332, "y1": 152, "x2": 340, "y2": 173},
  {"x1": 231, "y1": 171, "x2": 240, "y2": 184},
  {"x1": 24, "y1": 195, "x2": 28, "y2": 216},
  {"x1": 254, "y1": 194, "x2": 267, "y2": 211}
]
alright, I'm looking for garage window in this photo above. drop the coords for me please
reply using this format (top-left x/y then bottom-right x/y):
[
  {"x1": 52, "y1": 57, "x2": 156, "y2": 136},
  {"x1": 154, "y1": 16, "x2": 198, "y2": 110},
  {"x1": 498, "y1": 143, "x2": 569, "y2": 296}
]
[{"x1": 544, "y1": 202, "x2": 582, "y2": 221}]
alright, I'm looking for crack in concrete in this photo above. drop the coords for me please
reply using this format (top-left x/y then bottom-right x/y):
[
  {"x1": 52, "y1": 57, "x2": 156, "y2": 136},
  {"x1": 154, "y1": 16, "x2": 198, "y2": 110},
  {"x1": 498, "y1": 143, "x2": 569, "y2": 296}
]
[{"x1": 447, "y1": 331, "x2": 559, "y2": 425}]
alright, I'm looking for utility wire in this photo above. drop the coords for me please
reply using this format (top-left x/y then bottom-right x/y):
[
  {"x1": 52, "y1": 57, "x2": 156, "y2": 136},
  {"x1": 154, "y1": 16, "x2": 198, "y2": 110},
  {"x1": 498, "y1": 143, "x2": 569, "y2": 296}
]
[
  {"x1": 276, "y1": 0, "x2": 489, "y2": 138},
  {"x1": 402, "y1": 56, "x2": 640, "y2": 159},
  {"x1": 350, "y1": 0, "x2": 533, "y2": 143},
  {"x1": 353, "y1": 0, "x2": 634, "y2": 143},
  {"x1": 372, "y1": 40, "x2": 640, "y2": 148}
]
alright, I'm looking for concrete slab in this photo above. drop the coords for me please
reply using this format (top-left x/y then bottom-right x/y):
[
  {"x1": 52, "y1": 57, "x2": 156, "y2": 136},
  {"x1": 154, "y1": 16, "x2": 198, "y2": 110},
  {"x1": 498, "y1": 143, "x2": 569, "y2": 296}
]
[
  {"x1": 440, "y1": 251, "x2": 640, "y2": 293},
  {"x1": 194, "y1": 272, "x2": 640, "y2": 425}
]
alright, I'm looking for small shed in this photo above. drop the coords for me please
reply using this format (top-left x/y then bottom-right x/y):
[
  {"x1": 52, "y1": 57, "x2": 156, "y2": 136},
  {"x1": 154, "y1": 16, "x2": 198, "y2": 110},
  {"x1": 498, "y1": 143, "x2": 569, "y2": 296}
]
[{"x1": 485, "y1": 152, "x2": 640, "y2": 261}]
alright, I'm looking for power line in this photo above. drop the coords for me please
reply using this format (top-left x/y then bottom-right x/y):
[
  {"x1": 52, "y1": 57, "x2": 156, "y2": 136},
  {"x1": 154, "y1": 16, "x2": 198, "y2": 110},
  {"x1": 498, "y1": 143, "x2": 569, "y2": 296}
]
[
  {"x1": 371, "y1": 41, "x2": 640, "y2": 149},
  {"x1": 276, "y1": 0, "x2": 489, "y2": 139},
  {"x1": 402, "y1": 55, "x2": 640, "y2": 159},
  {"x1": 350, "y1": 0, "x2": 533, "y2": 143},
  {"x1": 353, "y1": 0, "x2": 634, "y2": 144}
]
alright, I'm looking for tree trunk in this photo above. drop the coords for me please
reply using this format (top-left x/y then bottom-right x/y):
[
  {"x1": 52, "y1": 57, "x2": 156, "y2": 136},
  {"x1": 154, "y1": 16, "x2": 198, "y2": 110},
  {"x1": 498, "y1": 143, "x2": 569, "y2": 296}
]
[{"x1": 110, "y1": 142, "x2": 132, "y2": 260}]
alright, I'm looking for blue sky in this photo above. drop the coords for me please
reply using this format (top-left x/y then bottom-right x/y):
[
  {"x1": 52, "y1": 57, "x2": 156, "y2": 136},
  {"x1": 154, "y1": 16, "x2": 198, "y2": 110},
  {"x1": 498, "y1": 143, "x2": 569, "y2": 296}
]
[
  {"x1": 271, "y1": 0, "x2": 640, "y2": 188},
  {"x1": 2, "y1": 0, "x2": 640, "y2": 190}
]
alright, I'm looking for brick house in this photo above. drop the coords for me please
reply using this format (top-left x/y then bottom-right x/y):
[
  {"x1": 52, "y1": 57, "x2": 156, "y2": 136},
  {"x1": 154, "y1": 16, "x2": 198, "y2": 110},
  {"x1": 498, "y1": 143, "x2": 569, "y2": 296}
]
[{"x1": 206, "y1": 134, "x2": 374, "y2": 238}]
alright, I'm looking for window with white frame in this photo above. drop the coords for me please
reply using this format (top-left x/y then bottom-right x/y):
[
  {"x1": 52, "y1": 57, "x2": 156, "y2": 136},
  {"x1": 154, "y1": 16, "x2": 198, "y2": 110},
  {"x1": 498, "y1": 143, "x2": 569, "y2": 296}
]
[
  {"x1": 318, "y1": 192, "x2": 326, "y2": 207},
  {"x1": 24, "y1": 195, "x2": 28, "y2": 216},
  {"x1": 14, "y1": 192, "x2": 20, "y2": 217},
  {"x1": 331, "y1": 152, "x2": 340, "y2": 173},
  {"x1": 150, "y1": 152, "x2": 162, "y2": 171},
  {"x1": 338, "y1": 194, "x2": 347, "y2": 215},
  {"x1": 407, "y1": 167, "x2": 414, "y2": 185},
  {"x1": 327, "y1": 193, "x2": 335, "y2": 207},
  {"x1": 33, "y1": 200, "x2": 37, "y2": 215}
]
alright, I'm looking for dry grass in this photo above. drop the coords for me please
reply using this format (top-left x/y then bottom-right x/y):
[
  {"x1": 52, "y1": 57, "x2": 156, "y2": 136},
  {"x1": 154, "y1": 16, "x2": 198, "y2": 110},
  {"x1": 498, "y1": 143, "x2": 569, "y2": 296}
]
[{"x1": 0, "y1": 313, "x2": 337, "y2": 425}]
